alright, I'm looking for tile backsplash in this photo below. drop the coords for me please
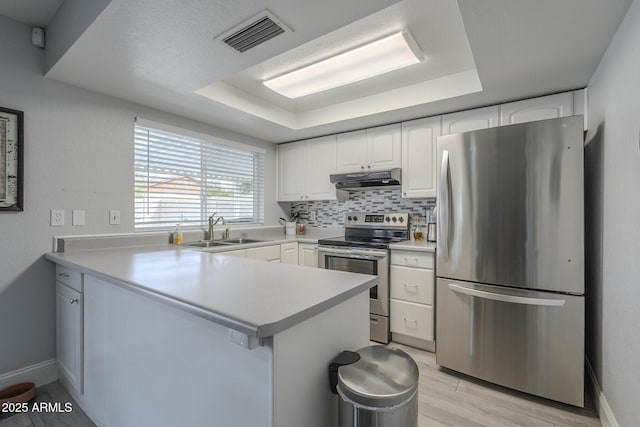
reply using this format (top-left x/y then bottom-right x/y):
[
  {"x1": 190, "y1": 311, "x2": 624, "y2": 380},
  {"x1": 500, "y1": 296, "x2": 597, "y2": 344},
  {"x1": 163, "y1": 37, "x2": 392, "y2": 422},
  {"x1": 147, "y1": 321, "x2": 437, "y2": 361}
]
[{"x1": 290, "y1": 189, "x2": 436, "y2": 228}]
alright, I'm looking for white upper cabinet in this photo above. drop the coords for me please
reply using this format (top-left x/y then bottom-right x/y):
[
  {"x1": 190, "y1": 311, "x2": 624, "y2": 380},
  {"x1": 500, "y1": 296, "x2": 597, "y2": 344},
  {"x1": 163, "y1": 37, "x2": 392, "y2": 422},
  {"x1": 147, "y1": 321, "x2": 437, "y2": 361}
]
[
  {"x1": 336, "y1": 124, "x2": 401, "y2": 172},
  {"x1": 367, "y1": 124, "x2": 402, "y2": 170},
  {"x1": 401, "y1": 117, "x2": 441, "y2": 199},
  {"x1": 500, "y1": 90, "x2": 587, "y2": 130},
  {"x1": 305, "y1": 136, "x2": 337, "y2": 200},
  {"x1": 500, "y1": 92, "x2": 573, "y2": 126},
  {"x1": 277, "y1": 136, "x2": 337, "y2": 202},
  {"x1": 277, "y1": 142, "x2": 306, "y2": 201},
  {"x1": 336, "y1": 130, "x2": 367, "y2": 172},
  {"x1": 442, "y1": 106, "x2": 501, "y2": 136}
]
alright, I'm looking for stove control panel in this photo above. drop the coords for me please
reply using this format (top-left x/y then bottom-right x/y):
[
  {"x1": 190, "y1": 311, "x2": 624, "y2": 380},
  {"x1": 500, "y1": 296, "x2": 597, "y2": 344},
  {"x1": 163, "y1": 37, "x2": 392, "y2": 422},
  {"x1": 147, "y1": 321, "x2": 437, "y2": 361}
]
[{"x1": 344, "y1": 212, "x2": 409, "y2": 229}]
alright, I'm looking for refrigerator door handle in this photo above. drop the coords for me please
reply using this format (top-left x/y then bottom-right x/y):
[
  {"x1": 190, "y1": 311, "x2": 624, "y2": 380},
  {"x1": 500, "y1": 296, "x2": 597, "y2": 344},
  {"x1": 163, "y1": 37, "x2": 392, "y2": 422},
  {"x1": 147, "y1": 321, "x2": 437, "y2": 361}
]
[
  {"x1": 448, "y1": 284, "x2": 566, "y2": 307},
  {"x1": 439, "y1": 150, "x2": 451, "y2": 259}
]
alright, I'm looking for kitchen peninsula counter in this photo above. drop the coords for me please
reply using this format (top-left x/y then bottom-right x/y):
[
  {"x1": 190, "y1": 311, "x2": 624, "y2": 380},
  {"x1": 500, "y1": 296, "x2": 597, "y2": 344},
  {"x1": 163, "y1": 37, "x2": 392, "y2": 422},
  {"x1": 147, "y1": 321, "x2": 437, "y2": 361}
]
[
  {"x1": 46, "y1": 244, "x2": 374, "y2": 338},
  {"x1": 46, "y1": 244, "x2": 373, "y2": 427}
]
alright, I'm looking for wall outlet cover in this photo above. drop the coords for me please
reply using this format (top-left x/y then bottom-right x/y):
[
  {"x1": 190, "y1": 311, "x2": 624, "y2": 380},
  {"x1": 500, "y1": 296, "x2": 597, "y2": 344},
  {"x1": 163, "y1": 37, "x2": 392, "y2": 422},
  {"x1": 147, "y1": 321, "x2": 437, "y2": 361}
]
[
  {"x1": 109, "y1": 209, "x2": 121, "y2": 225},
  {"x1": 72, "y1": 210, "x2": 85, "y2": 226},
  {"x1": 50, "y1": 209, "x2": 64, "y2": 227}
]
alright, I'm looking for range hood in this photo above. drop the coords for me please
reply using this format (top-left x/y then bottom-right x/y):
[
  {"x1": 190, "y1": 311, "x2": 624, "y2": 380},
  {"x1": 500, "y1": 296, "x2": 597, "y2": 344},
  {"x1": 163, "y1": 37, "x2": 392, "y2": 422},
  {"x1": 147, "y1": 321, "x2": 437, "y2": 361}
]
[{"x1": 330, "y1": 168, "x2": 401, "y2": 189}]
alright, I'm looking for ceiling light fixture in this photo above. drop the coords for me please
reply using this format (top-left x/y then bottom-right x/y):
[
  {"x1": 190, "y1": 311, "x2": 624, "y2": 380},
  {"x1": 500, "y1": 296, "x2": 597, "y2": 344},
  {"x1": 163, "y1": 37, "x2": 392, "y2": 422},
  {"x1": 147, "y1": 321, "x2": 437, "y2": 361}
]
[{"x1": 263, "y1": 30, "x2": 424, "y2": 99}]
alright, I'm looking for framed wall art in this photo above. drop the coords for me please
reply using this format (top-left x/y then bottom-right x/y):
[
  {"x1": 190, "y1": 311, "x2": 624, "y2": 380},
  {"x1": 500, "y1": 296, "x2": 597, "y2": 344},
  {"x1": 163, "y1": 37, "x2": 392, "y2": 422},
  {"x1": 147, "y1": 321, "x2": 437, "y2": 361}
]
[{"x1": 0, "y1": 106, "x2": 24, "y2": 211}]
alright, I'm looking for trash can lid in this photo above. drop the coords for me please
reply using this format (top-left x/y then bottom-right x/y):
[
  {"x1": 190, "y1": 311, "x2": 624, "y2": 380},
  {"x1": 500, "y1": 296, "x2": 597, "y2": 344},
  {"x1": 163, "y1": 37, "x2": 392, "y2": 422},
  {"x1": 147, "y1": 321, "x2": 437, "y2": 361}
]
[{"x1": 337, "y1": 345, "x2": 419, "y2": 408}]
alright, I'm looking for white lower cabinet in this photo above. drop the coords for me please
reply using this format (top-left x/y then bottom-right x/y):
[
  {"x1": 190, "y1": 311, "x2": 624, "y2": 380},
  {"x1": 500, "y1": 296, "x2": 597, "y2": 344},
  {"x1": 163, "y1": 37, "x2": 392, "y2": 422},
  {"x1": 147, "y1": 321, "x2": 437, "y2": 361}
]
[
  {"x1": 280, "y1": 242, "x2": 299, "y2": 265},
  {"x1": 245, "y1": 245, "x2": 281, "y2": 261},
  {"x1": 55, "y1": 267, "x2": 84, "y2": 394},
  {"x1": 298, "y1": 243, "x2": 318, "y2": 268},
  {"x1": 390, "y1": 300, "x2": 434, "y2": 342},
  {"x1": 390, "y1": 250, "x2": 435, "y2": 351}
]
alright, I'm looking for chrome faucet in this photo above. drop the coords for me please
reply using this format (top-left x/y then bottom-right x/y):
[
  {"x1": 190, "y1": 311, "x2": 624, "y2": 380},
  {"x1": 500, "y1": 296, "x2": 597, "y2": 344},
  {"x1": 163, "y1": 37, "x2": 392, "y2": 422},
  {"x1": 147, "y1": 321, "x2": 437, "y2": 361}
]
[{"x1": 208, "y1": 213, "x2": 225, "y2": 240}]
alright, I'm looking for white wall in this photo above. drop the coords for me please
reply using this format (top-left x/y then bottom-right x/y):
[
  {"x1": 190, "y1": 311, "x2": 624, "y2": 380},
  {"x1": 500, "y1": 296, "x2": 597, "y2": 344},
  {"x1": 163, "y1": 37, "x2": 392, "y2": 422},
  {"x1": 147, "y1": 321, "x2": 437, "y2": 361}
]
[
  {"x1": 0, "y1": 16, "x2": 285, "y2": 375},
  {"x1": 584, "y1": 0, "x2": 640, "y2": 425}
]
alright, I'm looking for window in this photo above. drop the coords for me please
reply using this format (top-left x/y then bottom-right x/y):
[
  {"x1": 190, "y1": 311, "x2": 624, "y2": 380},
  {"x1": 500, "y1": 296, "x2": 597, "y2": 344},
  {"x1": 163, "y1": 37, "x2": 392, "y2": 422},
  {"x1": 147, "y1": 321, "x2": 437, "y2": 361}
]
[{"x1": 134, "y1": 122, "x2": 264, "y2": 229}]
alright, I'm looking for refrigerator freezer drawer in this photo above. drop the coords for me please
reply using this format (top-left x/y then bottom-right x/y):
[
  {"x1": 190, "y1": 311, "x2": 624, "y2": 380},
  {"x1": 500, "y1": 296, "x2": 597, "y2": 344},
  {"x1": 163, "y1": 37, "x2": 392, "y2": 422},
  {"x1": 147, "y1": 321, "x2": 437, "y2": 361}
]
[
  {"x1": 390, "y1": 299, "x2": 433, "y2": 342},
  {"x1": 436, "y1": 278, "x2": 584, "y2": 407}
]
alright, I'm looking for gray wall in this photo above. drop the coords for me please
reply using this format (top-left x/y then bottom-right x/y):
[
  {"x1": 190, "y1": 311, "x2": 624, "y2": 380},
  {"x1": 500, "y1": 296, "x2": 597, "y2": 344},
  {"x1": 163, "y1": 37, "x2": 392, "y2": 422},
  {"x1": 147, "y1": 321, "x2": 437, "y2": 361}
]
[
  {"x1": 0, "y1": 16, "x2": 285, "y2": 375},
  {"x1": 584, "y1": 0, "x2": 640, "y2": 425}
]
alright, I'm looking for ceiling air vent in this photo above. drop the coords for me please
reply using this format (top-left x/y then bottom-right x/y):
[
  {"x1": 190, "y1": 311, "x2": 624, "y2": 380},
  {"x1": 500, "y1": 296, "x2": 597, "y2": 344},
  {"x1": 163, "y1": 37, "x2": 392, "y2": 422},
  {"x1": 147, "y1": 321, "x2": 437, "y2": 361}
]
[{"x1": 219, "y1": 11, "x2": 291, "y2": 53}]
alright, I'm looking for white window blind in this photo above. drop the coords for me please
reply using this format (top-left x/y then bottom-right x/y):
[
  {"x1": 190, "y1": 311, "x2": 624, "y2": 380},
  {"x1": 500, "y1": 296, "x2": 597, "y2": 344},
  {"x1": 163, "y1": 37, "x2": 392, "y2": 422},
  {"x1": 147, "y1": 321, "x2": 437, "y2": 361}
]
[{"x1": 134, "y1": 123, "x2": 264, "y2": 229}]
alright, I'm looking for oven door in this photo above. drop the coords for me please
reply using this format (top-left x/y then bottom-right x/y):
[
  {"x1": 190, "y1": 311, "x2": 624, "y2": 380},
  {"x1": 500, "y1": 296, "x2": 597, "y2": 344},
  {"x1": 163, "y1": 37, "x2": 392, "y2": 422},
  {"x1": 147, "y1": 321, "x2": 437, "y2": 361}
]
[{"x1": 318, "y1": 246, "x2": 389, "y2": 317}]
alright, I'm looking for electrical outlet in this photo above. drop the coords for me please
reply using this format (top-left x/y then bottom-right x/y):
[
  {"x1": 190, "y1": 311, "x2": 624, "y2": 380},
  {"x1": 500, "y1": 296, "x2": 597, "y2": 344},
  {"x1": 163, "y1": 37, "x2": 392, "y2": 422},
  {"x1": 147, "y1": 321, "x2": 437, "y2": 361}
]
[
  {"x1": 50, "y1": 209, "x2": 64, "y2": 227},
  {"x1": 309, "y1": 210, "x2": 317, "y2": 221},
  {"x1": 72, "y1": 210, "x2": 85, "y2": 226},
  {"x1": 109, "y1": 209, "x2": 121, "y2": 225}
]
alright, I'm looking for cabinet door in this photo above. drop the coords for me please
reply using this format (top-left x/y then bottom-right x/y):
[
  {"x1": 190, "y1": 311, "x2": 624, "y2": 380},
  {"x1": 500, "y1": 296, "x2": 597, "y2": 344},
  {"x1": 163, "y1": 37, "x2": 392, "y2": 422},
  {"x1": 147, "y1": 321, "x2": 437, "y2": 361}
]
[
  {"x1": 280, "y1": 242, "x2": 299, "y2": 265},
  {"x1": 305, "y1": 136, "x2": 337, "y2": 201},
  {"x1": 218, "y1": 249, "x2": 246, "y2": 257},
  {"x1": 277, "y1": 142, "x2": 306, "y2": 201},
  {"x1": 56, "y1": 281, "x2": 84, "y2": 394},
  {"x1": 336, "y1": 130, "x2": 367, "y2": 172},
  {"x1": 500, "y1": 92, "x2": 573, "y2": 126},
  {"x1": 401, "y1": 117, "x2": 440, "y2": 198},
  {"x1": 442, "y1": 106, "x2": 500, "y2": 135},
  {"x1": 298, "y1": 243, "x2": 318, "y2": 268},
  {"x1": 246, "y1": 245, "x2": 281, "y2": 261},
  {"x1": 367, "y1": 124, "x2": 401, "y2": 170}
]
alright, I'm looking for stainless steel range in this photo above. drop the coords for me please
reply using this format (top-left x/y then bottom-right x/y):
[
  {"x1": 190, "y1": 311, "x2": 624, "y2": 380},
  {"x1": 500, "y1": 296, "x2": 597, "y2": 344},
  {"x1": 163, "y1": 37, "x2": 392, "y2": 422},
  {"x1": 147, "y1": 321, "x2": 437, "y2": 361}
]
[{"x1": 318, "y1": 212, "x2": 409, "y2": 343}]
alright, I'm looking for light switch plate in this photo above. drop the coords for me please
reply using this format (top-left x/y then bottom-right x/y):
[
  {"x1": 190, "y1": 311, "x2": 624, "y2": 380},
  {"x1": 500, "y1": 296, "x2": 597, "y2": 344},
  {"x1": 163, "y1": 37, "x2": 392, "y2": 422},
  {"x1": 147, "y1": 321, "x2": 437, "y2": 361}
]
[
  {"x1": 109, "y1": 209, "x2": 121, "y2": 225},
  {"x1": 309, "y1": 210, "x2": 317, "y2": 221},
  {"x1": 72, "y1": 210, "x2": 85, "y2": 226},
  {"x1": 51, "y1": 209, "x2": 64, "y2": 227}
]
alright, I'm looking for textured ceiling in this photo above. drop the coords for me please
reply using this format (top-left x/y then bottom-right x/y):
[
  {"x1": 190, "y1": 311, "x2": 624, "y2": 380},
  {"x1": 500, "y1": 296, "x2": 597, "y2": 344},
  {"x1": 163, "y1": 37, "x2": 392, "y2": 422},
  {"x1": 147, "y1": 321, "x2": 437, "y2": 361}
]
[{"x1": 42, "y1": 0, "x2": 634, "y2": 142}]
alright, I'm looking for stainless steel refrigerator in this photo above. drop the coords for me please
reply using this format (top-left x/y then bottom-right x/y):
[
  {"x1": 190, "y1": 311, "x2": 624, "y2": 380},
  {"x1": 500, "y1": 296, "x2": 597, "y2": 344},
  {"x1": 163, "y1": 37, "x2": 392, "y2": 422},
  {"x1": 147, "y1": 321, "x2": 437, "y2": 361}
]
[{"x1": 436, "y1": 115, "x2": 584, "y2": 407}]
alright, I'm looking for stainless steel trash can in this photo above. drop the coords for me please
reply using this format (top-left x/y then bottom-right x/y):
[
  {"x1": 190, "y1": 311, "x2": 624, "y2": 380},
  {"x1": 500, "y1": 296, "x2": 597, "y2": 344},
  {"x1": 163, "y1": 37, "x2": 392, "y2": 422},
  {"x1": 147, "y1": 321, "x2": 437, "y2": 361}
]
[{"x1": 329, "y1": 345, "x2": 419, "y2": 427}]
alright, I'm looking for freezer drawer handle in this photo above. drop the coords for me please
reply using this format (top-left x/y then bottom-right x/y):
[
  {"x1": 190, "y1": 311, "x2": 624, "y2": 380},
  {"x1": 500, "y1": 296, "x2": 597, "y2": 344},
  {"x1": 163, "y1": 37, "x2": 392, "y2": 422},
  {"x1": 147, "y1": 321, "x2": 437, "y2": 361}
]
[{"x1": 448, "y1": 284, "x2": 566, "y2": 307}]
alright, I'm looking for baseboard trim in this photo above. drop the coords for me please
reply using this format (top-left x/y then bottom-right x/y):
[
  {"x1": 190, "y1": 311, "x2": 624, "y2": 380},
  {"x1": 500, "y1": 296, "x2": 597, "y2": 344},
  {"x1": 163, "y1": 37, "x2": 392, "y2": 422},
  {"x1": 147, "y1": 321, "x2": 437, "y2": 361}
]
[
  {"x1": 0, "y1": 359, "x2": 58, "y2": 390},
  {"x1": 586, "y1": 357, "x2": 619, "y2": 427}
]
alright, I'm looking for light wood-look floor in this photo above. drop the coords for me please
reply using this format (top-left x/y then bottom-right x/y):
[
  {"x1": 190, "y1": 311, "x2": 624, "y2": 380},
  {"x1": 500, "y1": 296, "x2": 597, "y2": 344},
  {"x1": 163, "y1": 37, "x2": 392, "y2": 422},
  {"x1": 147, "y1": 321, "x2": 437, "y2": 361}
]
[
  {"x1": 391, "y1": 343, "x2": 601, "y2": 427},
  {"x1": 1, "y1": 344, "x2": 600, "y2": 427}
]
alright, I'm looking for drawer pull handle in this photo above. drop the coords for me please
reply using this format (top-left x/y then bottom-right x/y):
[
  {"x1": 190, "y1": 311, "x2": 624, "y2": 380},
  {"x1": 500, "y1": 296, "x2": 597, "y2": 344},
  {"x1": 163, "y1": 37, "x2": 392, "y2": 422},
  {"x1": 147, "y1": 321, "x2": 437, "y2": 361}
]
[
  {"x1": 69, "y1": 298, "x2": 79, "y2": 304},
  {"x1": 404, "y1": 283, "x2": 418, "y2": 292},
  {"x1": 58, "y1": 273, "x2": 71, "y2": 278},
  {"x1": 404, "y1": 318, "x2": 418, "y2": 328},
  {"x1": 405, "y1": 257, "x2": 419, "y2": 265},
  {"x1": 370, "y1": 317, "x2": 379, "y2": 325}
]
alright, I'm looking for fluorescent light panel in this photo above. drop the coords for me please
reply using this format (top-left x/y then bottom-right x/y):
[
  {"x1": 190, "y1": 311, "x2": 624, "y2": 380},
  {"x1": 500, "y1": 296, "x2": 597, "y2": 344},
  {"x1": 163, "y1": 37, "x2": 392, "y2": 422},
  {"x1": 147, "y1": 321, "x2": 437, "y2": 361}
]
[{"x1": 263, "y1": 30, "x2": 424, "y2": 99}]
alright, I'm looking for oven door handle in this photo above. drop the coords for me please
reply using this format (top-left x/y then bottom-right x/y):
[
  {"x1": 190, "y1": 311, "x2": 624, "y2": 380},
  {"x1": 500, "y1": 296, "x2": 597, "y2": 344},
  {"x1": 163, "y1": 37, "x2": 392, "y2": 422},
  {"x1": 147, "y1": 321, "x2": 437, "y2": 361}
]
[{"x1": 318, "y1": 247, "x2": 388, "y2": 259}]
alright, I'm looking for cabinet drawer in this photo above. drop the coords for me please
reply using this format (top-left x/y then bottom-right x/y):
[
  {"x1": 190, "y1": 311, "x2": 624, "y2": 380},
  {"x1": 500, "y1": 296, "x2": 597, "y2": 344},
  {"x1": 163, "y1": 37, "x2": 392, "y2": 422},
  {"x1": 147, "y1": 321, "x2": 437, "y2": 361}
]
[
  {"x1": 245, "y1": 245, "x2": 281, "y2": 261},
  {"x1": 56, "y1": 265, "x2": 82, "y2": 292},
  {"x1": 390, "y1": 299, "x2": 433, "y2": 342},
  {"x1": 391, "y1": 250, "x2": 434, "y2": 269},
  {"x1": 218, "y1": 249, "x2": 246, "y2": 258},
  {"x1": 390, "y1": 265, "x2": 434, "y2": 305}
]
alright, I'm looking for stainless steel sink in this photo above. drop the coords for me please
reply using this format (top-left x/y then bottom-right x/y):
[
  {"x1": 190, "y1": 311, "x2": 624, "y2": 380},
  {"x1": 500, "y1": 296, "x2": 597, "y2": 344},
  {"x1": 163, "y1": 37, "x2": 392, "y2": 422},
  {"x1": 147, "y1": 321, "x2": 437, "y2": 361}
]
[
  {"x1": 183, "y1": 240, "x2": 235, "y2": 248},
  {"x1": 220, "y1": 238, "x2": 264, "y2": 244},
  {"x1": 183, "y1": 238, "x2": 264, "y2": 248}
]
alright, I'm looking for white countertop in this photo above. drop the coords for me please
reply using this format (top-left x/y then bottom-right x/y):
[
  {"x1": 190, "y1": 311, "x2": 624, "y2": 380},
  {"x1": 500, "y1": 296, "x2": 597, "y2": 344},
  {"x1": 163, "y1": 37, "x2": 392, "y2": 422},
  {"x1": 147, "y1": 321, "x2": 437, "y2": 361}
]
[
  {"x1": 45, "y1": 243, "x2": 375, "y2": 338},
  {"x1": 389, "y1": 240, "x2": 437, "y2": 252}
]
